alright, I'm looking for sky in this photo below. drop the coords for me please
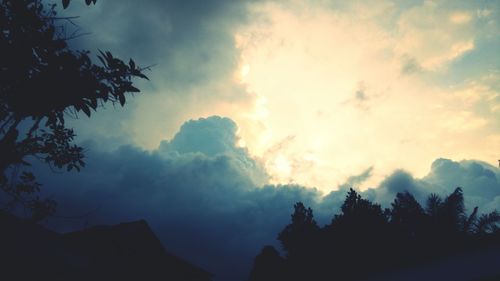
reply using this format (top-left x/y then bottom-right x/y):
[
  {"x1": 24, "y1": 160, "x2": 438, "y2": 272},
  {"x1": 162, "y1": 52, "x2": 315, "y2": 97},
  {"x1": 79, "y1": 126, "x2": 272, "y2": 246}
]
[
  {"x1": 60, "y1": 0, "x2": 500, "y2": 192},
  {"x1": 31, "y1": 0, "x2": 500, "y2": 280}
]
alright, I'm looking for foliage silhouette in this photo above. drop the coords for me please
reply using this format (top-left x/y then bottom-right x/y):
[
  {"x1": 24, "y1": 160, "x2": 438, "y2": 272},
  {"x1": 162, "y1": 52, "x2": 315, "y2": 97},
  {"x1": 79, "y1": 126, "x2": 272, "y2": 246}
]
[
  {"x1": 278, "y1": 202, "x2": 319, "y2": 258},
  {"x1": 61, "y1": 0, "x2": 97, "y2": 9},
  {"x1": 248, "y1": 188, "x2": 500, "y2": 281},
  {"x1": 276, "y1": 202, "x2": 320, "y2": 280},
  {"x1": 248, "y1": 245, "x2": 286, "y2": 281},
  {"x1": 0, "y1": 0, "x2": 149, "y2": 221},
  {"x1": 475, "y1": 210, "x2": 500, "y2": 234},
  {"x1": 390, "y1": 191, "x2": 425, "y2": 237}
]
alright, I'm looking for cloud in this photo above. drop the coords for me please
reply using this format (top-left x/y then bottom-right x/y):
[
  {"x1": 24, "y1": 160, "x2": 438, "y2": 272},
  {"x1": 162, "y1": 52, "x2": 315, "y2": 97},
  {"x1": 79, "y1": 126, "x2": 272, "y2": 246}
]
[
  {"x1": 342, "y1": 81, "x2": 372, "y2": 110},
  {"x1": 33, "y1": 116, "x2": 319, "y2": 281},
  {"x1": 229, "y1": 0, "x2": 500, "y2": 191},
  {"x1": 423, "y1": 158, "x2": 500, "y2": 210},
  {"x1": 63, "y1": 0, "x2": 251, "y2": 87},
  {"x1": 58, "y1": 0, "x2": 260, "y2": 149},
  {"x1": 449, "y1": 11, "x2": 473, "y2": 25},
  {"x1": 365, "y1": 158, "x2": 500, "y2": 212},
  {"x1": 395, "y1": 1, "x2": 477, "y2": 70},
  {"x1": 19, "y1": 1, "x2": 499, "y2": 279},
  {"x1": 48, "y1": 0, "x2": 500, "y2": 192},
  {"x1": 401, "y1": 56, "x2": 423, "y2": 74},
  {"x1": 28, "y1": 116, "x2": 500, "y2": 281},
  {"x1": 160, "y1": 116, "x2": 242, "y2": 156},
  {"x1": 158, "y1": 116, "x2": 268, "y2": 186},
  {"x1": 345, "y1": 166, "x2": 374, "y2": 187}
]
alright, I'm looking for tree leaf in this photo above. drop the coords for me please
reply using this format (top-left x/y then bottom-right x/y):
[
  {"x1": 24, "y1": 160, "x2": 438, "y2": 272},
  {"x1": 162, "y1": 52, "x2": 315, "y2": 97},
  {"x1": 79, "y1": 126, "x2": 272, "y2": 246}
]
[
  {"x1": 62, "y1": 0, "x2": 70, "y2": 9},
  {"x1": 81, "y1": 105, "x2": 91, "y2": 117},
  {"x1": 105, "y1": 51, "x2": 113, "y2": 61},
  {"x1": 88, "y1": 98, "x2": 98, "y2": 110},
  {"x1": 127, "y1": 85, "x2": 140, "y2": 93},
  {"x1": 97, "y1": 50, "x2": 107, "y2": 66},
  {"x1": 118, "y1": 93, "x2": 126, "y2": 106},
  {"x1": 136, "y1": 73, "x2": 149, "y2": 80}
]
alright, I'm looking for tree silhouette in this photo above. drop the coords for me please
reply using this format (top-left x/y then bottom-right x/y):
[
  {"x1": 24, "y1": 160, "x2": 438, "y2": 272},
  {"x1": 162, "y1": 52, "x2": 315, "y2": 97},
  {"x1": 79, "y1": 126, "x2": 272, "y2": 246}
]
[
  {"x1": 441, "y1": 187, "x2": 466, "y2": 232},
  {"x1": 247, "y1": 246, "x2": 286, "y2": 281},
  {"x1": 391, "y1": 191, "x2": 425, "y2": 237},
  {"x1": 277, "y1": 202, "x2": 319, "y2": 280},
  {"x1": 0, "y1": 0, "x2": 149, "y2": 221},
  {"x1": 333, "y1": 188, "x2": 388, "y2": 226},
  {"x1": 326, "y1": 189, "x2": 391, "y2": 279},
  {"x1": 425, "y1": 193, "x2": 442, "y2": 217},
  {"x1": 474, "y1": 210, "x2": 500, "y2": 234},
  {"x1": 249, "y1": 188, "x2": 500, "y2": 281},
  {"x1": 278, "y1": 202, "x2": 319, "y2": 257}
]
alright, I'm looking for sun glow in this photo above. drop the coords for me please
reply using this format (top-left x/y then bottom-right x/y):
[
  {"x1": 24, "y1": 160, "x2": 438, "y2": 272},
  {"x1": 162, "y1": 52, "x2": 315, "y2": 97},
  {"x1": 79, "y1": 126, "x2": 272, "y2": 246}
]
[
  {"x1": 271, "y1": 154, "x2": 292, "y2": 181},
  {"x1": 241, "y1": 64, "x2": 250, "y2": 78},
  {"x1": 230, "y1": 2, "x2": 500, "y2": 192}
]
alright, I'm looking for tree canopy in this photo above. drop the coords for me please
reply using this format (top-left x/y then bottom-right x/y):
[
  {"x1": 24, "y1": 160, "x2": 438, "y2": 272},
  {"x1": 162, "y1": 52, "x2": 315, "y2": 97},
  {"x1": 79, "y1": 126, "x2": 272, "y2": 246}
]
[
  {"x1": 0, "y1": 0, "x2": 149, "y2": 221},
  {"x1": 249, "y1": 188, "x2": 500, "y2": 281}
]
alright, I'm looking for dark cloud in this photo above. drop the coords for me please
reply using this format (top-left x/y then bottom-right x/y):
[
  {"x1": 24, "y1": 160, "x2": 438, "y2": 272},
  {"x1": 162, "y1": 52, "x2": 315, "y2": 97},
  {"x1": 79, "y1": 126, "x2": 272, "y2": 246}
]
[
  {"x1": 371, "y1": 169, "x2": 426, "y2": 206},
  {"x1": 34, "y1": 116, "x2": 318, "y2": 281},
  {"x1": 342, "y1": 81, "x2": 373, "y2": 110},
  {"x1": 363, "y1": 159, "x2": 500, "y2": 212},
  {"x1": 422, "y1": 158, "x2": 500, "y2": 211},
  {"x1": 346, "y1": 166, "x2": 373, "y2": 187},
  {"x1": 401, "y1": 56, "x2": 423, "y2": 74},
  {"x1": 61, "y1": 0, "x2": 253, "y2": 88},
  {"x1": 56, "y1": 0, "x2": 259, "y2": 147},
  {"x1": 31, "y1": 116, "x2": 500, "y2": 281},
  {"x1": 355, "y1": 87, "x2": 368, "y2": 102}
]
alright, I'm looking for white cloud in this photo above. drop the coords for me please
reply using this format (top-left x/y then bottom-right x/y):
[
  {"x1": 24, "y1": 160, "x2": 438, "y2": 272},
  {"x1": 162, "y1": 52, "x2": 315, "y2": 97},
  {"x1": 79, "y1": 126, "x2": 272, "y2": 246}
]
[
  {"x1": 395, "y1": 2, "x2": 476, "y2": 70},
  {"x1": 449, "y1": 11, "x2": 473, "y2": 25},
  {"x1": 477, "y1": 9, "x2": 492, "y2": 18},
  {"x1": 229, "y1": 0, "x2": 498, "y2": 191}
]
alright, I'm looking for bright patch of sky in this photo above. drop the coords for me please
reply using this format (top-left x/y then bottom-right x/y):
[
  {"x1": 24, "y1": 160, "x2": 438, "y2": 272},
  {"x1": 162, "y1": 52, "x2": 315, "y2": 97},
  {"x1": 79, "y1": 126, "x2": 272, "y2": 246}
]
[
  {"x1": 62, "y1": 0, "x2": 500, "y2": 193},
  {"x1": 232, "y1": 0, "x2": 500, "y2": 191}
]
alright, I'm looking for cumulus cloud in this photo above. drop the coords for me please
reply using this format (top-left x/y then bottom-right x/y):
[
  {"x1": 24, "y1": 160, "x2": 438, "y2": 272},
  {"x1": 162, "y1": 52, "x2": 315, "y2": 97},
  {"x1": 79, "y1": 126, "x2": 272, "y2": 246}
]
[
  {"x1": 28, "y1": 116, "x2": 500, "y2": 281},
  {"x1": 34, "y1": 116, "x2": 320, "y2": 281},
  {"x1": 158, "y1": 116, "x2": 268, "y2": 186},
  {"x1": 423, "y1": 158, "x2": 500, "y2": 211},
  {"x1": 364, "y1": 158, "x2": 500, "y2": 212}
]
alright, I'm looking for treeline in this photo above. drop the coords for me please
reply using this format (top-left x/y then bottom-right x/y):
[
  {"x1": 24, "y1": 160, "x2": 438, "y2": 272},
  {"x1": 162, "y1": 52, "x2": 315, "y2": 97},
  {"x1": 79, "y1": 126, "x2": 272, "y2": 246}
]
[{"x1": 248, "y1": 188, "x2": 500, "y2": 281}]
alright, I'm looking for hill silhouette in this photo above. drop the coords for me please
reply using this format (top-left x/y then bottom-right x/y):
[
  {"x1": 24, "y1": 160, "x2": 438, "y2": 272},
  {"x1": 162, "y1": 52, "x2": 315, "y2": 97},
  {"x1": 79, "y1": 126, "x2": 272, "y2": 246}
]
[{"x1": 0, "y1": 211, "x2": 213, "y2": 281}]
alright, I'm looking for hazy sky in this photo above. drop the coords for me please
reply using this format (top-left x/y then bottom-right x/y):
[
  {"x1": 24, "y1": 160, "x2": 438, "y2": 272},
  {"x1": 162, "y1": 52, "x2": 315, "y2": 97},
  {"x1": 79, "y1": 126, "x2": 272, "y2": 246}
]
[{"x1": 61, "y1": 0, "x2": 500, "y2": 193}]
